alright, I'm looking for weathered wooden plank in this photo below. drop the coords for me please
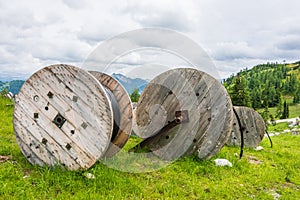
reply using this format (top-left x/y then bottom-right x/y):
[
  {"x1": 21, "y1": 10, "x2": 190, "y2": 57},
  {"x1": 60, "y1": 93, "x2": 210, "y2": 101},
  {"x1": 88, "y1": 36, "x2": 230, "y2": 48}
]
[
  {"x1": 227, "y1": 106, "x2": 265, "y2": 148},
  {"x1": 89, "y1": 71, "x2": 132, "y2": 157},
  {"x1": 134, "y1": 68, "x2": 233, "y2": 161},
  {"x1": 14, "y1": 64, "x2": 113, "y2": 170}
]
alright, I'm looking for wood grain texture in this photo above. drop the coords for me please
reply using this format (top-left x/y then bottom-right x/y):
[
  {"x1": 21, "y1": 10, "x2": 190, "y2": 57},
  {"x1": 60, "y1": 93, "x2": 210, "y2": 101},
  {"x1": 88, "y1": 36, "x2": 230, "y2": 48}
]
[
  {"x1": 13, "y1": 64, "x2": 113, "y2": 170},
  {"x1": 227, "y1": 106, "x2": 265, "y2": 148},
  {"x1": 134, "y1": 68, "x2": 233, "y2": 160},
  {"x1": 89, "y1": 71, "x2": 133, "y2": 157}
]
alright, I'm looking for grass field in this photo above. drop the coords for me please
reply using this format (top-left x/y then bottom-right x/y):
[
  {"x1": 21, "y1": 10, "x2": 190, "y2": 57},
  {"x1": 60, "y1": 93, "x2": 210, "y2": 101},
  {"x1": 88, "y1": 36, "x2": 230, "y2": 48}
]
[
  {"x1": 257, "y1": 97, "x2": 300, "y2": 120},
  {"x1": 0, "y1": 96, "x2": 300, "y2": 199}
]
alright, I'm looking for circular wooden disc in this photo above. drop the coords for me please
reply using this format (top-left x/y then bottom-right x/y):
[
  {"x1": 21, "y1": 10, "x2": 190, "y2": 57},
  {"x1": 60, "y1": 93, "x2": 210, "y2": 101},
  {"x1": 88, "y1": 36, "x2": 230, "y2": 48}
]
[
  {"x1": 135, "y1": 68, "x2": 233, "y2": 160},
  {"x1": 13, "y1": 64, "x2": 113, "y2": 170},
  {"x1": 89, "y1": 71, "x2": 133, "y2": 157},
  {"x1": 227, "y1": 106, "x2": 265, "y2": 148}
]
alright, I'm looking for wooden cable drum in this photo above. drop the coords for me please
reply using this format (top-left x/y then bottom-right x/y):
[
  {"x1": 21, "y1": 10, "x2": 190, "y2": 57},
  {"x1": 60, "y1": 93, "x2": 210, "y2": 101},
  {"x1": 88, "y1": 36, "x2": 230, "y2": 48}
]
[
  {"x1": 227, "y1": 106, "x2": 265, "y2": 148},
  {"x1": 133, "y1": 68, "x2": 233, "y2": 160},
  {"x1": 13, "y1": 64, "x2": 115, "y2": 170},
  {"x1": 89, "y1": 71, "x2": 132, "y2": 157}
]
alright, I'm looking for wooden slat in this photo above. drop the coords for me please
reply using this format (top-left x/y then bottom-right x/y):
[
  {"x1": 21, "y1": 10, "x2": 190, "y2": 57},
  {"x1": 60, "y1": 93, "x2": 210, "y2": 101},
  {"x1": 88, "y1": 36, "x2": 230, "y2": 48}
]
[
  {"x1": 227, "y1": 106, "x2": 265, "y2": 148},
  {"x1": 134, "y1": 68, "x2": 233, "y2": 160},
  {"x1": 14, "y1": 64, "x2": 113, "y2": 170},
  {"x1": 89, "y1": 71, "x2": 133, "y2": 157}
]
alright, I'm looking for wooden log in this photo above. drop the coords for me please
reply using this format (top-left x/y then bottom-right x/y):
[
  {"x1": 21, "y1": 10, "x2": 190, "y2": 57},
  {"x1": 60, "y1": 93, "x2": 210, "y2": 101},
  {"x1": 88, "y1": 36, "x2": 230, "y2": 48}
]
[
  {"x1": 134, "y1": 68, "x2": 233, "y2": 160},
  {"x1": 13, "y1": 64, "x2": 113, "y2": 170},
  {"x1": 89, "y1": 71, "x2": 132, "y2": 157},
  {"x1": 227, "y1": 106, "x2": 265, "y2": 148}
]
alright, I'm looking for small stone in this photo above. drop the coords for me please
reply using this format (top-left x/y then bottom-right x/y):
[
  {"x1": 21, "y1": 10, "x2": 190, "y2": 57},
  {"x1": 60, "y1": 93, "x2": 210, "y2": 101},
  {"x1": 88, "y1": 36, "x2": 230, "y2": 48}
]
[
  {"x1": 291, "y1": 129, "x2": 299, "y2": 135},
  {"x1": 254, "y1": 146, "x2": 264, "y2": 151},
  {"x1": 214, "y1": 159, "x2": 232, "y2": 167},
  {"x1": 266, "y1": 133, "x2": 275, "y2": 137},
  {"x1": 84, "y1": 173, "x2": 95, "y2": 179},
  {"x1": 268, "y1": 190, "x2": 281, "y2": 200}
]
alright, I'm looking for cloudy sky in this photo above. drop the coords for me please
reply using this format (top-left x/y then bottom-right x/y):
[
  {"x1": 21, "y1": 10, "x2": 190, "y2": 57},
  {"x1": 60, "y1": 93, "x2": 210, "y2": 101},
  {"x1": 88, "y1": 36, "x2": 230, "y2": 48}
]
[{"x1": 1, "y1": 0, "x2": 300, "y2": 81}]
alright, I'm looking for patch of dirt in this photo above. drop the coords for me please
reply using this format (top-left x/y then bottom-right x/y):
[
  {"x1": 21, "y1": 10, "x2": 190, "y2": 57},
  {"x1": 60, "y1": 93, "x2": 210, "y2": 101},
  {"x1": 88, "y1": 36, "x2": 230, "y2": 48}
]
[
  {"x1": 281, "y1": 182, "x2": 299, "y2": 190},
  {"x1": 0, "y1": 155, "x2": 11, "y2": 164},
  {"x1": 247, "y1": 155, "x2": 263, "y2": 165},
  {"x1": 23, "y1": 168, "x2": 32, "y2": 177}
]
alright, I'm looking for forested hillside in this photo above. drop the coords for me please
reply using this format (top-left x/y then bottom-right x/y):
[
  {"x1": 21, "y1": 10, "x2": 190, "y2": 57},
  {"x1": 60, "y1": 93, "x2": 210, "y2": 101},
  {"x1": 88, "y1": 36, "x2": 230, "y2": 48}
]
[{"x1": 224, "y1": 61, "x2": 300, "y2": 119}]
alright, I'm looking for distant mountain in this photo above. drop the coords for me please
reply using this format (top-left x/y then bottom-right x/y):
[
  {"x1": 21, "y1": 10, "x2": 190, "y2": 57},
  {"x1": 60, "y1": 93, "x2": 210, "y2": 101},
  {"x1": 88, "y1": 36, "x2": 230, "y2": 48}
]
[
  {"x1": 0, "y1": 80, "x2": 25, "y2": 94},
  {"x1": 0, "y1": 73, "x2": 148, "y2": 95},
  {"x1": 111, "y1": 73, "x2": 148, "y2": 94}
]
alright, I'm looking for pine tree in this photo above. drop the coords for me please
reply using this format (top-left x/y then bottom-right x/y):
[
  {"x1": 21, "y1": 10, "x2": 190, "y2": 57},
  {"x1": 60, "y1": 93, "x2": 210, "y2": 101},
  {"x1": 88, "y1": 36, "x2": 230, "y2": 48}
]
[
  {"x1": 261, "y1": 105, "x2": 269, "y2": 122},
  {"x1": 251, "y1": 88, "x2": 262, "y2": 109},
  {"x1": 293, "y1": 85, "x2": 300, "y2": 103},
  {"x1": 281, "y1": 100, "x2": 289, "y2": 119},
  {"x1": 130, "y1": 88, "x2": 140, "y2": 102},
  {"x1": 0, "y1": 88, "x2": 8, "y2": 96},
  {"x1": 276, "y1": 97, "x2": 283, "y2": 118},
  {"x1": 230, "y1": 76, "x2": 251, "y2": 107}
]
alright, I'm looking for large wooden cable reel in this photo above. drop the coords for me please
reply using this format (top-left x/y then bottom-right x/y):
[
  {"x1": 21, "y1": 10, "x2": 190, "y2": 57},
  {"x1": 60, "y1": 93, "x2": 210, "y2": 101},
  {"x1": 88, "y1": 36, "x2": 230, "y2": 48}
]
[
  {"x1": 13, "y1": 64, "x2": 132, "y2": 170},
  {"x1": 227, "y1": 106, "x2": 265, "y2": 148},
  {"x1": 133, "y1": 68, "x2": 234, "y2": 160},
  {"x1": 89, "y1": 71, "x2": 132, "y2": 157}
]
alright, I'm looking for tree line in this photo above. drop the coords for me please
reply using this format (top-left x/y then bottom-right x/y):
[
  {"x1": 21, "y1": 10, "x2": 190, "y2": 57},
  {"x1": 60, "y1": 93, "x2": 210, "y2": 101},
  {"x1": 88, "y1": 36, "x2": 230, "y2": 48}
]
[{"x1": 224, "y1": 62, "x2": 300, "y2": 119}]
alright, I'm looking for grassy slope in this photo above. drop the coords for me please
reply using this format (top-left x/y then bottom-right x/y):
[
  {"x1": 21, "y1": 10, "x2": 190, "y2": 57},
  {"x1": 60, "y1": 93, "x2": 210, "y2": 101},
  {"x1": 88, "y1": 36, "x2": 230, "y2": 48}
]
[
  {"x1": 226, "y1": 62, "x2": 300, "y2": 120},
  {"x1": 257, "y1": 96, "x2": 300, "y2": 119},
  {"x1": 0, "y1": 97, "x2": 300, "y2": 199}
]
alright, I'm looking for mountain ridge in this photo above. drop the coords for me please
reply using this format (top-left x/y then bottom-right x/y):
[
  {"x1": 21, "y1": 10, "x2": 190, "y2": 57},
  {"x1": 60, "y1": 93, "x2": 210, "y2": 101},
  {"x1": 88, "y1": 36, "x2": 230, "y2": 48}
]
[{"x1": 0, "y1": 73, "x2": 148, "y2": 95}]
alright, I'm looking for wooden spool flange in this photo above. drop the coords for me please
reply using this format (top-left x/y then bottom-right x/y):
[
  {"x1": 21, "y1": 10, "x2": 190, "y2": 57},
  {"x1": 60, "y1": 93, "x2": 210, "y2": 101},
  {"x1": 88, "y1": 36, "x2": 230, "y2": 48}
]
[
  {"x1": 227, "y1": 106, "x2": 265, "y2": 148},
  {"x1": 13, "y1": 64, "x2": 114, "y2": 170},
  {"x1": 89, "y1": 71, "x2": 133, "y2": 157},
  {"x1": 134, "y1": 68, "x2": 233, "y2": 160}
]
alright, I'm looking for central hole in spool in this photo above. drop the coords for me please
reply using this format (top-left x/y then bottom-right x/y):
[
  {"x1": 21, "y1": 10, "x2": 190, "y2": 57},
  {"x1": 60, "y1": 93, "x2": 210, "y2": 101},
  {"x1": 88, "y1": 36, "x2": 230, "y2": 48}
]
[
  {"x1": 56, "y1": 117, "x2": 62, "y2": 123},
  {"x1": 52, "y1": 113, "x2": 66, "y2": 128},
  {"x1": 103, "y1": 86, "x2": 120, "y2": 142}
]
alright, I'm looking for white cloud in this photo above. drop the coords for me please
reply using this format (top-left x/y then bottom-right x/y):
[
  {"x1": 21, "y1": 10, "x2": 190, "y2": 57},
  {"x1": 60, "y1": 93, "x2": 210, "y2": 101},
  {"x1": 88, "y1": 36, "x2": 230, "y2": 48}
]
[
  {"x1": 0, "y1": 0, "x2": 300, "y2": 80},
  {"x1": 123, "y1": 1, "x2": 197, "y2": 31}
]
